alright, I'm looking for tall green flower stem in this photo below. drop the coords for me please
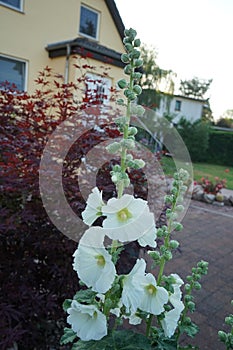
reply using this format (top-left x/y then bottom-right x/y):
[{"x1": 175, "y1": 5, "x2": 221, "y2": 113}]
[
  {"x1": 146, "y1": 170, "x2": 190, "y2": 337},
  {"x1": 109, "y1": 28, "x2": 144, "y2": 199}
]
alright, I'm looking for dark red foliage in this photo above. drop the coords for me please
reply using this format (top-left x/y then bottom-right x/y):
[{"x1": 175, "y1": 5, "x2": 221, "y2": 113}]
[{"x1": 0, "y1": 65, "x2": 122, "y2": 349}]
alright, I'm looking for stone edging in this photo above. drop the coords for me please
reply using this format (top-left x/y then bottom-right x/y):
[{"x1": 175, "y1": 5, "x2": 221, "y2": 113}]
[{"x1": 192, "y1": 185, "x2": 233, "y2": 207}]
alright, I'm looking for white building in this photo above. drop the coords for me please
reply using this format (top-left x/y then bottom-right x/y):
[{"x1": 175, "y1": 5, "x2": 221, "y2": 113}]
[{"x1": 157, "y1": 94, "x2": 207, "y2": 123}]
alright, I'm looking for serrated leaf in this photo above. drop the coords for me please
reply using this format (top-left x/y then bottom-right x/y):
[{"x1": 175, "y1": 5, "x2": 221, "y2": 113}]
[
  {"x1": 70, "y1": 330, "x2": 151, "y2": 350},
  {"x1": 74, "y1": 289, "x2": 97, "y2": 304},
  {"x1": 60, "y1": 327, "x2": 77, "y2": 345},
  {"x1": 179, "y1": 321, "x2": 199, "y2": 338}
]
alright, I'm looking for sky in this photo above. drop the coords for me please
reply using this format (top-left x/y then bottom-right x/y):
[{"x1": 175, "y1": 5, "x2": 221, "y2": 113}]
[{"x1": 115, "y1": 0, "x2": 233, "y2": 120}]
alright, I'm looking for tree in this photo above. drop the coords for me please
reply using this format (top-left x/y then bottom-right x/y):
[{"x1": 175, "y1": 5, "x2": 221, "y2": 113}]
[
  {"x1": 140, "y1": 45, "x2": 175, "y2": 93},
  {"x1": 216, "y1": 109, "x2": 233, "y2": 128},
  {"x1": 138, "y1": 45, "x2": 175, "y2": 109},
  {"x1": 179, "y1": 77, "x2": 212, "y2": 99}
]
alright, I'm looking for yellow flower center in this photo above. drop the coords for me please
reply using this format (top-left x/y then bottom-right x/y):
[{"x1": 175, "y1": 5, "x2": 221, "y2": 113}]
[
  {"x1": 95, "y1": 255, "x2": 105, "y2": 267},
  {"x1": 146, "y1": 284, "x2": 157, "y2": 295},
  {"x1": 117, "y1": 207, "x2": 132, "y2": 222}
]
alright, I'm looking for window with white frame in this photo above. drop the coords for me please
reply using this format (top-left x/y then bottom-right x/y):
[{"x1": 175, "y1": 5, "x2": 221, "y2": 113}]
[
  {"x1": 0, "y1": 0, "x2": 23, "y2": 11},
  {"x1": 85, "y1": 73, "x2": 111, "y2": 105},
  {"x1": 79, "y1": 5, "x2": 99, "y2": 40},
  {"x1": 0, "y1": 55, "x2": 27, "y2": 91},
  {"x1": 175, "y1": 100, "x2": 182, "y2": 111}
]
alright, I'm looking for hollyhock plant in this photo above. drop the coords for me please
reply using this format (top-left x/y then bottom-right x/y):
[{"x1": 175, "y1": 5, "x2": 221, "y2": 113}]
[
  {"x1": 67, "y1": 300, "x2": 107, "y2": 341},
  {"x1": 61, "y1": 28, "x2": 210, "y2": 350}
]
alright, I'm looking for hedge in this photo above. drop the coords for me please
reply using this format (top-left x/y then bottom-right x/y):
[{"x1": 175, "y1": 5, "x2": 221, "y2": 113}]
[{"x1": 206, "y1": 131, "x2": 233, "y2": 166}]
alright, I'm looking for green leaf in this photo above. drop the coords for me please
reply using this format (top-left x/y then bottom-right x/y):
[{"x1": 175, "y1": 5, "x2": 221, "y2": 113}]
[
  {"x1": 60, "y1": 327, "x2": 77, "y2": 345},
  {"x1": 71, "y1": 330, "x2": 151, "y2": 350},
  {"x1": 73, "y1": 289, "x2": 97, "y2": 304},
  {"x1": 179, "y1": 321, "x2": 199, "y2": 338},
  {"x1": 62, "y1": 299, "x2": 72, "y2": 312}
]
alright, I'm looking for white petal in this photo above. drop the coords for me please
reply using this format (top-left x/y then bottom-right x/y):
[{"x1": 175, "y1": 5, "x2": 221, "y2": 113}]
[
  {"x1": 161, "y1": 307, "x2": 183, "y2": 338},
  {"x1": 73, "y1": 228, "x2": 116, "y2": 293},
  {"x1": 138, "y1": 224, "x2": 157, "y2": 248},
  {"x1": 139, "y1": 274, "x2": 169, "y2": 315},
  {"x1": 121, "y1": 259, "x2": 146, "y2": 313},
  {"x1": 82, "y1": 187, "x2": 103, "y2": 226},
  {"x1": 104, "y1": 208, "x2": 155, "y2": 242},
  {"x1": 67, "y1": 301, "x2": 107, "y2": 341}
]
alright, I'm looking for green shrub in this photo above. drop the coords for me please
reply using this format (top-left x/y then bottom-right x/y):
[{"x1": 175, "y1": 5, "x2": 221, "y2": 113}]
[
  {"x1": 206, "y1": 131, "x2": 233, "y2": 166},
  {"x1": 175, "y1": 117, "x2": 210, "y2": 162}
]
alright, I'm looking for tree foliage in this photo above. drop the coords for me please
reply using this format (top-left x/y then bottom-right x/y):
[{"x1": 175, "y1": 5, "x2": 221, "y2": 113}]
[
  {"x1": 140, "y1": 45, "x2": 175, "y2": 93},
  {"x1": 179, "y1": 77, "x2": 212, "y2": 99}
]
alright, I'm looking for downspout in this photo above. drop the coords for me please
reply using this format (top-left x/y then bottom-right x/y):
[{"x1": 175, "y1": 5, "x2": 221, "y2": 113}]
[{"x1": 64, "y1": 43, "x2": 71, "y2": 84}]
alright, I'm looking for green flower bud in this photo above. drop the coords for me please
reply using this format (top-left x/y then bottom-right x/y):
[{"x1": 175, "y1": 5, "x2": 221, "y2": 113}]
[
  {"x1": 184, "y1": 295, "x2": 194, "y2": 302},
  {"x1": 133, "y1": 85, "x2": 142, "y2": 95},
  {"x1": 121, "y1": 53, "x2": 130, "y2": 63},
  {"x1": 117, "y1": 79, "x2": 128, "y2": 89},
  {"x1": 185, "y1": 283, "x2": 191, "y2": 292},
  {"x1": 112, "y1": 164, "x2": 121, "y2": 172},
  {"x1": 124, "y1": 43, "x2": 133, "y2": 52},
  {"x1": 193, "y1": 281, "x2": 201, "y2": 290},
  {"x1": 128, "y1": 127, "x2": 138, "y2": 136},
  {"x1": 133, "y1": 159, "x2": 145, "y2": 169},
  {"x1": 134, "y1": 59, "x2": 143, "y2": 67},
  {"x1": 106, "y1": 142, "x2": 121, "y2": 154},
  {"x1": 164, "y1": 250, "x2": 172, "y2": 261},
  {"x1": 225, "y1": 316, "x2": 233, "y2": 326},
  {"x1": 187, "y1": 301, "x2": 196, "y2": 312},
  {"x1": 124, "y1": 65, "x2": 132, "y2": 75},
  {"x1": 121, "y1": 139, "x2": 135, "y2": 149},
  {"x1": 174, "y1": 222, "x2": 183, "y2": 231},
  {"x1": 148, "y1": 250, "x2": 161, "y2": 261},
  {"x1": 127, "y1": 28, "x2": 137, "y2": 41},
  {"x1": 218, "y1": 331, "x2": 227, "y2": 342},
  {"x1": 132, "y1": 72, "x2": 142, "y2": 80},
  {"x1": 123, "y1": 36, "x2": 131, "y2": 44},
  {"x1": 124, "y1": 89, "x2": 131, "y2": 98},
  {"x1": 131, "y1": 49, "x2": 141, "y2": 59},
  {"x1": 169, "y1": 240, "x2": 179, "y2": 249},
  {"x1": 134, "y1": 38, "x2": 141, "y2": 47},
  {"x1": 186, "y1": 275, "x2": 192, "y2": 282}
]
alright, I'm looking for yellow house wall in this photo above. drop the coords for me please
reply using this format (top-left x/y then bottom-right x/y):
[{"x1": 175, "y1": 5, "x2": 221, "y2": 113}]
[{"x1": 0, "y1": 0, "x2": 125, "y2": 92}]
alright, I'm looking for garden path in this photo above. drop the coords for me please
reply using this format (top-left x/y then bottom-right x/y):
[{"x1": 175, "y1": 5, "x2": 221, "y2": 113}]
[{"x1": 165, "y1": 199, "x2": 233, "y2": 349}]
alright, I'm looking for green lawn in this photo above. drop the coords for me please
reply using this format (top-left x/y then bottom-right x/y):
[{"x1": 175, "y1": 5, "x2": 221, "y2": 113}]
[{"x1": 160, "y1": 157, "x2": 233, "y2": 190}]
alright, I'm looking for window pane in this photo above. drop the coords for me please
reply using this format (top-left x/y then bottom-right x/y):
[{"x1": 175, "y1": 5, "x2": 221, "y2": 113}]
[
  {"x1": 79, "y1": 6, "x2": 98, "y2": 39},
  {"x1": 85, "y1": 73, "x2": 111, "y2": 105},
  {"x1": 0, "y1": 0, "x2": 21, "y2": 9},
  {"x1": 0, "y1": 56, "x2": 25, "y2": 90}
]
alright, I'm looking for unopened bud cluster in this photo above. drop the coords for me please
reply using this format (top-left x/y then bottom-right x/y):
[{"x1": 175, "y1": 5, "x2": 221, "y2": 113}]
[{"x1": 218, "y1": 300, "x2": 233, "y2": 348}]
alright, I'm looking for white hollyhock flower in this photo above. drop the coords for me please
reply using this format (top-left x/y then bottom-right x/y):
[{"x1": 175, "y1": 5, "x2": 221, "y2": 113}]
[
  {"x1": 161, "y1": 273, "x2": 185, "y2": 338},
  {"x1": 82, "y1": 187, "x2": 104, "y2": 226},
  {"x1": 102, "y1": 194, "x2": 155, "y2": 242},
  {"x1": 169, "y1": 274, "x2": 184, "y2": 309},
  {"x1": 138, "y1": 273, "x2": 169, "y2": 315},
  {"x1": 67, "y1": 300, "x2": 107, "y2": 341},
  {"x1": 161, "y1": 305, "x2": 184, "y2": 338},
  {"x1": 73, "y1": 227, "x2": 116, "y2": 293},
  {"x1": 122, "y1": 258, "x2": 147, "y2": 313},
  {"x1": 137, "y1": 224, "x2": 157, "y2": 248}
]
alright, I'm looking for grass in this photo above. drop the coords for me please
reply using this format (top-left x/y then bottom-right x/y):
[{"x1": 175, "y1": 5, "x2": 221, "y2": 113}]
[{"x1": 160, "y1": 157, "x2": 233, "y2": 190}]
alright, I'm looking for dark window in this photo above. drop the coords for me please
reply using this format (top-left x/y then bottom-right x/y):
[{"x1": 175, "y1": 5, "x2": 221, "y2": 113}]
[
  {"x1": 0, "y1": 0, "x2": 22, "y2": 10},
  {"x1": 175, "y1": 100, "x2": 181, "y2": 111},
  {"x1": 79, "y1": 5, "x2": 99, "y2": 40},
  {"x1": 0, "y1": 56, "x2": 26, "y2": 91}
]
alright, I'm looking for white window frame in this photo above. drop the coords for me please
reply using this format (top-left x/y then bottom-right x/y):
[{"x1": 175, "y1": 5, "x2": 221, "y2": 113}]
[
  {"x1": 0, "y1": 54, "x2": 28, "y2": 91},
  {"x1": 79, "y1": 4, "x2": 100, "y2": 41},
  {"x1": 0, "y1": 0, "x2": 24, "y2": 12},
  {"x1": 85, "y1": 73, "x2": 111, "y2": 105}
]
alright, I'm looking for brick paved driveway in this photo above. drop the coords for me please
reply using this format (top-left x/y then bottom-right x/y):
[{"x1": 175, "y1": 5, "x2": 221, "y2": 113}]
[{"x1": 165, "y1": 199, "x2": 233, "y2": 349}]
